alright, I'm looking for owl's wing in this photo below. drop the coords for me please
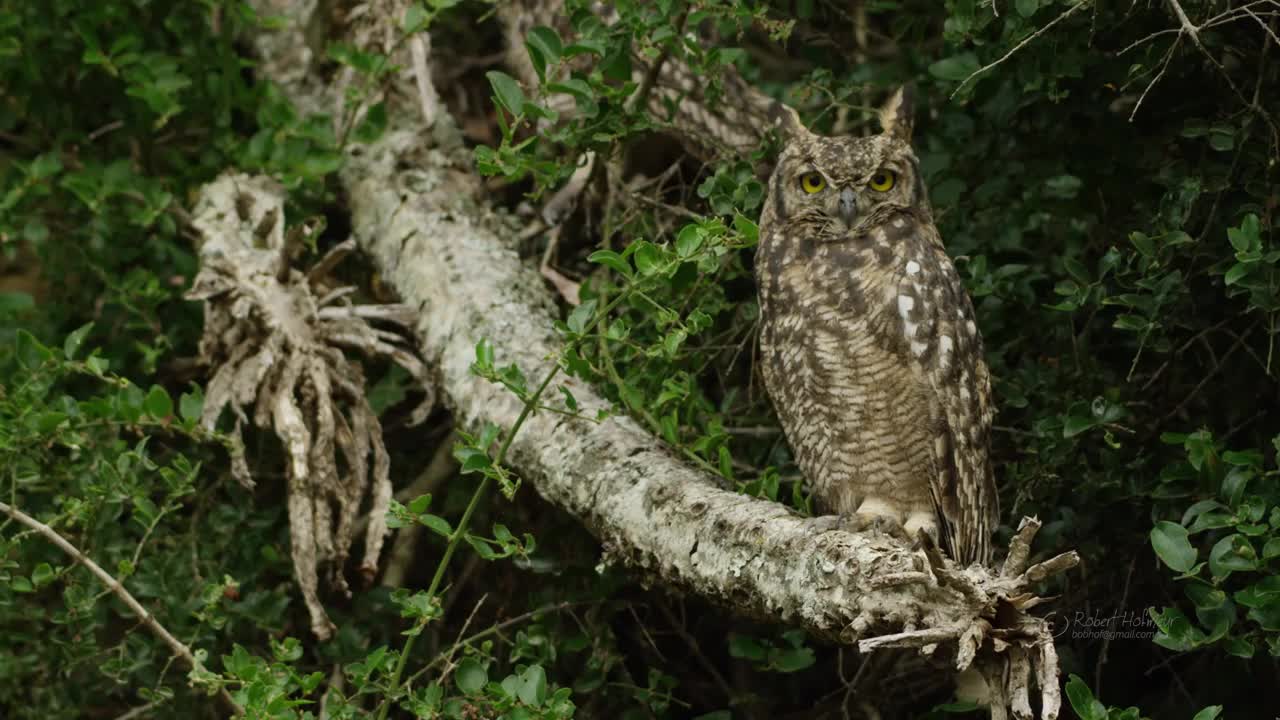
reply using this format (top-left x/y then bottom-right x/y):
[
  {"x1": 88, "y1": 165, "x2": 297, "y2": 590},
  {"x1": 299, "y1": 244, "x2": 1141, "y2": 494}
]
[{"x1": 894, "y1": 223, "x2": 998, "y2": 566}]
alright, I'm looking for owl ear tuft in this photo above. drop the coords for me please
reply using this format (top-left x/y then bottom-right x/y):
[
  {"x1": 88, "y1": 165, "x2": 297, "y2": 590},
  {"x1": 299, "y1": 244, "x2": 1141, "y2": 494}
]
[
  {"x1": 878, "y1": 86, "x2": 914, "y2": 141},
  {"x1": 768, "y1": 101, "x2": 809, "y2": 141}
]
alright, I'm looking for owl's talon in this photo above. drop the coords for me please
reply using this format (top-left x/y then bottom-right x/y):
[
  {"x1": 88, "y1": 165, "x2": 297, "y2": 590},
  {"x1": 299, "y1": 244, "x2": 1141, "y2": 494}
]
[{"x1": 845, "y1": 511, "x2": 909, "y2": 543}]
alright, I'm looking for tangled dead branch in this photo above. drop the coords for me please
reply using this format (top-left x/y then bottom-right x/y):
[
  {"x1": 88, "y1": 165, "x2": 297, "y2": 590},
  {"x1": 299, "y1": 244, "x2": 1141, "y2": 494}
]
[{"x1": 185, "y1": 173, "x2": 433, "y2": 640}]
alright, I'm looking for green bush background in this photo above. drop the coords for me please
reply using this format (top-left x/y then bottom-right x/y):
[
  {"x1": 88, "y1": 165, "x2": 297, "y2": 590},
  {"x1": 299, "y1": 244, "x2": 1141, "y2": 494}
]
[{"x1": 0, "y1": 0, "x2": 1276, "y2": 718}]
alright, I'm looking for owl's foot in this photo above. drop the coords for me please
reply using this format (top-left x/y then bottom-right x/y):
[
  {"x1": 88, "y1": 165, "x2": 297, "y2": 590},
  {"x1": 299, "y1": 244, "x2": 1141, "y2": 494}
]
[
  {"x1": 847, "y1": 510, "x2": 909, "y2": 543},
  {"x1": 807, "y1": 501, "x2": 919, "y2": 545}
]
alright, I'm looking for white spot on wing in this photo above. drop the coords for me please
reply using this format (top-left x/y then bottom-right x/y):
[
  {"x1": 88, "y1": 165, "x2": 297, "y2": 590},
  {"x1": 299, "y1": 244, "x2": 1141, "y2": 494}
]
[
  {"x1": 897, "y1": 295, "x2": 915, "y2": 314},
  {"x1": 939, "y1": 335, "x2": 954, "y2": 367},
  {"x1": 906, "y1": 260, "x2": 921, "y2": 275},
  {"x1": 911, "y1": 340, "x2": 928, "y2": 356},
  {"x1": 966, "y1": 320, "x2": 977, "y2": 336}
]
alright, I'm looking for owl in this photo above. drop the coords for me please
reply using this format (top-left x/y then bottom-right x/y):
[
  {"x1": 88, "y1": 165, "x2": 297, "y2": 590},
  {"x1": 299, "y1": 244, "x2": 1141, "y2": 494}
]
[{"x1": 756, "y1": 88, "x2": 998, "y2": 566}]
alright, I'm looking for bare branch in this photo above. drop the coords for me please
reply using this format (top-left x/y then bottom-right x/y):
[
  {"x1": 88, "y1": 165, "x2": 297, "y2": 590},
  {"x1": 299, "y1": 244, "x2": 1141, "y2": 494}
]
[
  {"x1": 0, "y1": 501, "x2": 240, "y2": 715},
  {"x1": 952, "y1": 1, "x2": 1091, "y2": 98}
]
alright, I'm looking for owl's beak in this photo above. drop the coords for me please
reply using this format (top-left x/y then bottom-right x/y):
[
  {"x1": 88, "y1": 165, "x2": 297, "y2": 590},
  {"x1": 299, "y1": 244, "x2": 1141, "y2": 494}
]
[{"x1": 839, "y1": 187, "x2": 857, "y2": 225}]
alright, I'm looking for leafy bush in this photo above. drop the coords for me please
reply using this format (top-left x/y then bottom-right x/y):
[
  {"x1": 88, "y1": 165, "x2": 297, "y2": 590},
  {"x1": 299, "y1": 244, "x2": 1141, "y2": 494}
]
[{"x1": 1, "y1": 0, "x2": 1277, "y2": 718}]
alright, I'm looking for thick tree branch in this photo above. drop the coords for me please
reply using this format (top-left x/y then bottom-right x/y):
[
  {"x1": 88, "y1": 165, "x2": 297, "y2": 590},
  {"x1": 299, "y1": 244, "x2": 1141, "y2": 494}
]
[{"x1": 240, "y1": 1, "x2": 1077, "y2": 715}]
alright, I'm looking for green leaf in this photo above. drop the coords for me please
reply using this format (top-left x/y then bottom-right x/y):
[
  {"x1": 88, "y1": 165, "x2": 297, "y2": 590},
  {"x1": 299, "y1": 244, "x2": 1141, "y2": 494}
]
[
  {"x1": 29, "y1": 152, "x2": 63, "y2": 180},
  {"x1": 517, "y1": 664, "x2": 547, "y2": 705},
  {"x1": 1152, "y1": 607, "x2": 1208, "y2": 651},
  {"x1": 676, "y1": 224, "x2": 704, "y2": 257},
  {"x1": 15, "y1": 329, "x2": 53, "y2": 369},
  {"x1": 1187, "y1": 702, "x2": 1218, "y2": 717},
  {"x1": 633, "y1": 241, "x2": 662, "y2": 275},
  {"x1": 1224, "y1": 263, "x2": 1250, "y2": 286},
  {"x1": 31, "y1": 563, "x2": 54, "y2": 588},
  {"x1": 718, "y1": 446, "x2": 734, "y2": 481},
  {"x1": 1209, "y1": 533, "x2": 1257, "y2": 577},
  {"x1": 407, "y1": 494, "x2": 433, "y2": 514},
  {"x1": 770, "y1": 646, "x2": 815, "y2": 672},
  {"x1": 566, "y1": 299, "x2": 597, "y2": 336},
  {"x1": 1151, "y1": 521, "x2": 1197, "y2": 572},
  {"x1": 1262, "y1": 537, "x2": 1280, "y2": 560},
  {"x1": 548, "y1": 78, "x2": 594, "y2": 100},
  {"x1": 486, "y1": 71, "x2": 525, "y2": 116},
  {"x1": 559, "y1": 385, "x2": 578, "y2": 412},
  {"x1": 1223, "y1": 636, "x2": 1255, "y2": 658},
  {"x1": 1128, "y1": 231, "x2": 1155, "y2": 257},
  {"x1": 525, "y1": 26, "x2": 562, "y2": 80},
  {"x1": 1062, "y1": 415, "x2": 1095, "y2": 438},
  {"x1": 1015, "y1": 0, "x2": 1039, "y2": 16},
  {"x1": 63, "y1": 322, "x2": 93, "y2": 359},
  {"x1": 1064, "y1": 675, "x2": 1107, "y2": 720},
  {"x1": 144, "y1": 385, "x2": 173, "y2": 419},
  {"x1": 402, "y1": 4, "x2": 431, "y2": 33},
  {"x1": 455, "y1": 657, "x2": 487, "y2": 694},
  {"x1": 1208, "y1": 130, "x2": 1234, "y2": 151},
  {"x1": 456, "y1": 447, "x2": 492, "y2": 473},
  {"x1": 727, "y1": 634, "x2": 766, "y2": 662},
  {"x1": 733, "y1": 213, "x2": 759, "y2": 244},
  {"x1": 1185, "y1": 581, "x2": 1227, "y2": 610},
  {"x1": 465, "y1": 534, "x2": 499, "y2": 560},
  {"x1": 1112, "y1": 314, "x2": 1150, "y2": 332},
  {"x1": 928, "y1": 53, "x2": 980, "y2": 82},
  {"x1": 353, "y1": 101, "x2": 388, "y2": 143},
  {"x1": 417, "y1": 513, "x2": 453, "y2": 538},
  {"x1": 587, "y1": 249, "x2": 632, "y2": 277},
  {"x1": 1045, "y1": 174, "x2": 1083, "y2": 199},
  {"x1": 474, "y1": 338, "x2": 495, "y2": 373},
  {"x1": 179, "y1": 389, "x2": 203, "y2": 424},
  {"x1": 1228, "y1": 214, "x2": 1259, "y2": 253}
]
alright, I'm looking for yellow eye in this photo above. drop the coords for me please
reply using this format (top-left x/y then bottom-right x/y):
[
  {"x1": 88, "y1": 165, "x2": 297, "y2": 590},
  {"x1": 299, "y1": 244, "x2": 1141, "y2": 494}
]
[
  {"x1": 869, "y1": 169, "x2": 896, "y2": 192},
  {"x1": 800, "y1": 172, "x2": 826, "y2": 194}
]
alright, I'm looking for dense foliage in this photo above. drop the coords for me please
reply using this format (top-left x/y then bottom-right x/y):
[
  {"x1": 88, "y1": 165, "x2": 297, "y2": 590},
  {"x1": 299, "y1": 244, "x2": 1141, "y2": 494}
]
[{"x1": 1, "y1": 0, "x2": 1277, "y2": 718}]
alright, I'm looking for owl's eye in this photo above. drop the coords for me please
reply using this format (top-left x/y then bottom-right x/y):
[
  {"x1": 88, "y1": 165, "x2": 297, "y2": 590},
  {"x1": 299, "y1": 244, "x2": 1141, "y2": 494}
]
[
  {"x1": 869, "y1": 169, "x2": 896, "y2": 192},
  {"x1": 799, "y1": 172, "x2": 826, "y2": 194}
]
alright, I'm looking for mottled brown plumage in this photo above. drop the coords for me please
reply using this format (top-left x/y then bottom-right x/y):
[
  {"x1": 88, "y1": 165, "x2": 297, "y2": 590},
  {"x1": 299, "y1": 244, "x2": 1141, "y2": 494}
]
[{"x1": 757, "y1": 89, "x2": 997, "y2": 566}]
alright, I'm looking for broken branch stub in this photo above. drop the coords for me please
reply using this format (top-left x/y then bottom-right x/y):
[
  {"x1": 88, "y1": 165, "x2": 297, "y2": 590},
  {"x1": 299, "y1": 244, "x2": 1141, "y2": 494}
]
[{"x1": 186, "y1": 173, "x2": 434, "y2": 640}]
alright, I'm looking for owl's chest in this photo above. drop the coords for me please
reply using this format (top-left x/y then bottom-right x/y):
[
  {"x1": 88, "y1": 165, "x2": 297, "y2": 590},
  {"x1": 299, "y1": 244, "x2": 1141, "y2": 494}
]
[{"x1": 758, "y1": 236, "x2": 901, "y2": 332}]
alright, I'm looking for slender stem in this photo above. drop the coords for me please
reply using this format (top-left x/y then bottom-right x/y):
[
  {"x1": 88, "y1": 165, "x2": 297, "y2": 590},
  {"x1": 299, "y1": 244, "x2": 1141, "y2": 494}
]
[
  {"x1": 402, "y1": 602, "x2": 576, "y2": 689},
  {"x1": 375, "y1": 316, "x2": 591, "y2": 718},
  {"x1": 375, "y1": 470, "x2": 492, "y2": 720},
  {"x1": 375, "y1": 280, "x2": 650, "y2": 718},
  {"x1": 0, "y1": 501, "x2": 240, "y2": 715}
]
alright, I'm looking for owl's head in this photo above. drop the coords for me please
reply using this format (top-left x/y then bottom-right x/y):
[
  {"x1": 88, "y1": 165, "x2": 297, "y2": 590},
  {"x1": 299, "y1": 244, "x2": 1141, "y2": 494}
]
[{"x1": 766, "y1": 88, "x2": 926, "y2": 237}]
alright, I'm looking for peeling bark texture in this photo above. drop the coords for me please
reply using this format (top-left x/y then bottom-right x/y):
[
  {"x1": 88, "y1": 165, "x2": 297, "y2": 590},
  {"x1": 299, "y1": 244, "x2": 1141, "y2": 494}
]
[
  {"x1": 187, "y1": 172, "x2": 434, "y2": 640},
  {"x1": 237, "y1": 1, "x2": 1079, "y2": 715}
]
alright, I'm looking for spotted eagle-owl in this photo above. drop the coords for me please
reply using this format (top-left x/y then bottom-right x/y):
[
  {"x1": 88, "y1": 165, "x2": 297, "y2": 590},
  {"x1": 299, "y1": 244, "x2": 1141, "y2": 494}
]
[{"x1": 756, "y1": 88, "x2": 997, "y2": 566}]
